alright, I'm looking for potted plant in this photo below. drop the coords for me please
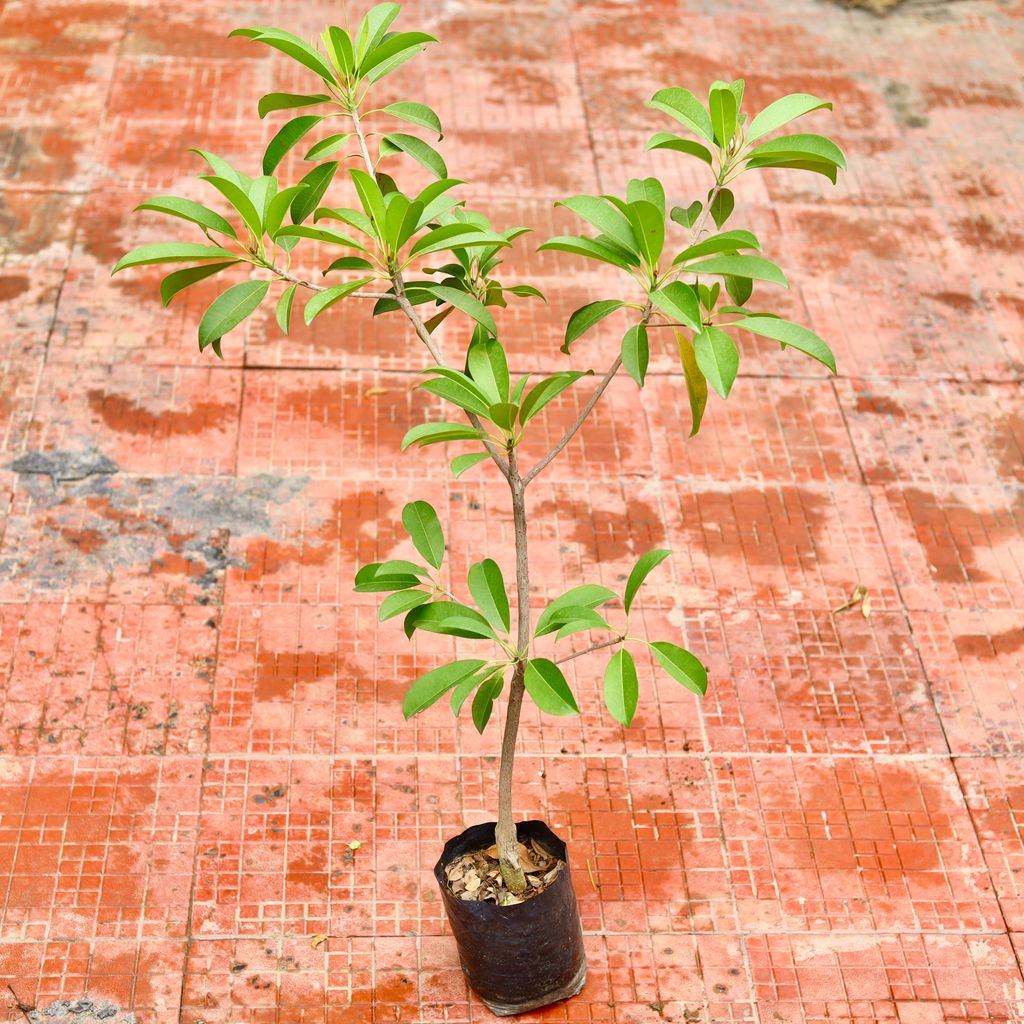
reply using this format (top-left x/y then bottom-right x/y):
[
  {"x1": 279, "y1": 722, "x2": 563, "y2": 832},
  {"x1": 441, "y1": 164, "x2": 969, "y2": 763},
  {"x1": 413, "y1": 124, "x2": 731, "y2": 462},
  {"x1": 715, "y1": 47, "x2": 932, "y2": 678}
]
[{"x1": 113, "y1": 4, "x2": 845, "y2": 1014}]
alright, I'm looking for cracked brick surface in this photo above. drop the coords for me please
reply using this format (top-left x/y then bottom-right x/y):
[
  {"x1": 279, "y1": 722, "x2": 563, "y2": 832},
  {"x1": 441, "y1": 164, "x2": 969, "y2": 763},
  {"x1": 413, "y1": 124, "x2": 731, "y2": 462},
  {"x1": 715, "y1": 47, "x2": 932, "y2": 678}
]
[{"x1": 2, "y1": 0, "x2": 1024, "y2": 1021}]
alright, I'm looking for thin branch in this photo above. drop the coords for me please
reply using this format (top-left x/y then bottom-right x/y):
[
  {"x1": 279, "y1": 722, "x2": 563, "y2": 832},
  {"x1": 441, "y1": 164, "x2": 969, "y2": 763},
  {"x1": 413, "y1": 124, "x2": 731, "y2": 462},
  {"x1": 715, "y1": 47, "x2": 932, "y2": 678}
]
[{"x1": 555, "y1": 635, "x2": 623, "y2": 665}]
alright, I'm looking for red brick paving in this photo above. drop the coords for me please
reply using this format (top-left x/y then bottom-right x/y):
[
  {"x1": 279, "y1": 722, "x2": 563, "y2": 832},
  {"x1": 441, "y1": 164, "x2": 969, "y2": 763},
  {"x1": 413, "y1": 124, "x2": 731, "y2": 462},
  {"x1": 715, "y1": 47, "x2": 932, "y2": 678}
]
[{"x1": 1, "y1": 0, "x2": 1024, "y2": 1021}]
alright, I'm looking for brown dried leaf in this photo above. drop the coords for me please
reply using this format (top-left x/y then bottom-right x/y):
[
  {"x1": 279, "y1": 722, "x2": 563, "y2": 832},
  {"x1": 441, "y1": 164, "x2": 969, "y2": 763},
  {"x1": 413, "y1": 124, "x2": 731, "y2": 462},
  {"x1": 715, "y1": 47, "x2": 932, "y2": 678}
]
[{"x1": 310, "y1": 933, "x2": 328, "y2": 949}]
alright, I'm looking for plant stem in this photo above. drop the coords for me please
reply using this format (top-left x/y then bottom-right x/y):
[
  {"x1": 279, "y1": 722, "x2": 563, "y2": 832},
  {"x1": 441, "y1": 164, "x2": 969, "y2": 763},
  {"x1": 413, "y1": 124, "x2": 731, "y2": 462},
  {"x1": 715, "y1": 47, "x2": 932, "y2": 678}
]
[
  {"x1": 555, "y1": 634, "x2": 623, "y2": 665},
  {"x1": 494, "y1": 448, "x2": 530, "y2": 895}
]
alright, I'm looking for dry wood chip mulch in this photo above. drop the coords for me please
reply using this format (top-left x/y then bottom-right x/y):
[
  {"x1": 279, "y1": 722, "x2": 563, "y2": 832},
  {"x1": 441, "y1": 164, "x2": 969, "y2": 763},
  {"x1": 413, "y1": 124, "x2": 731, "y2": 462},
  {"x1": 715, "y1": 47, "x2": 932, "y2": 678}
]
[{"x1": 444, "y1": 839, "x2": 563, "y2": 906}]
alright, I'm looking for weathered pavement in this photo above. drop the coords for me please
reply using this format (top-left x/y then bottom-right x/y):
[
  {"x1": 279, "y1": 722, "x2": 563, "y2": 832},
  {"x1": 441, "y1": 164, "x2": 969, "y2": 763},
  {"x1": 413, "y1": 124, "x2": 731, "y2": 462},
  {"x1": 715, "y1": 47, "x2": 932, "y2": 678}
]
[{"x1": 1, "y1": 0, "x2": 1023, "y2": 1020}]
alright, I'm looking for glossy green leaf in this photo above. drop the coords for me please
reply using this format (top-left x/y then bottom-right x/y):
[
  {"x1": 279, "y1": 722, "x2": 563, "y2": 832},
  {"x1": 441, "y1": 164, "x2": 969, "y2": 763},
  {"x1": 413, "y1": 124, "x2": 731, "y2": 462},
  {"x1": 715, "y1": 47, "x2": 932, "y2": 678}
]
[
  {"x1": 263, "y1": 115, "x2": 323, "y2": 174},
  {"x1": 354, "y1": 3, "x2": 401, "y2": 61},
  {"x1": 291, "y1": 162, "x2": 339, "y2": 224},
  {"x1": 671, "y1": 201, "x2": 703, "y2": 229},
  {"x1": 420, "y1": 284, "x2": 496, "y2": 334},
  {"x1": 409, "y1": 224, "x2": 494, "y2": 258},
  {"x1": 674, "y1": 229, "x2": 761, "y2": 264},
  {"x1": 647, "y1": 87, "x2": 714, "y2": 142},
  {"x1": 466, "y1": 332, "x2": 510, "y2": 403},
  {"x1": 488, "y1": 402, "x2": 517, "y2": 431},
  {"x1": 626, "y1": 177, "x2": 665, "y2": 217},
  {"x1": 747, "y1": 93, "x2": 833, "y2": 142},
  {"x1": 402, "y1": 659, "x2": 487, "y2": 718},
  {"x1": 708, "y1": 188, "x2": 734, "y2": 229},
  {"x1": 649, "y1": 282, "x2": 701, "y2": 330},
  {"x1": 519, "y1": 371, "x2": 590, "y2": 425},
  {"x1": 564, "y1": 300, "x2": 624, "y2": 353},
  {"x1": 643, "y1": 132, "x2": 713, "y2": 165},
  {"x1": 189, "y1": 148, "x2": 250, "y2": 189},
  {"x1": 725, "y1": 274, "x2": 753, "y2": 307},
  {"x1": 383, "y1": 101, "x2": 443, "y2": 137},
  {"x1": 524, "y1": 659, "x2": 580, "y2": 716},
  {"x1": 676, "y1": 331, "x2": 708, "y2": 437},
  {"x1": 324, "y1": 256, "x2": 377, "y2": 274},
  {"x1": 303, "y1": 277, "x2": 373, "y2": 324},
  {"x1": 535, "y1": 585, "x2": 617, "y2": 638},
  {"x1": 450, "y1": 668, "x2": 485, "y2": 715},
  {"x1": 649, "y1": 641, "x2": 708, "y2": 696},
  {"x1": 624, "y1": 199, "x2": 664, "y2": 267},
  {"x1": 552, "y1": 607, "x2": 612, "y2": 640},
  {"x1": 734, "y1": 316, "x2": 837, "y2": 373},
  {"x1": 353, "y1": 562, "x2": 422, "y2": 593},
  {"x1": 135, "y1": 196, "x2": 237, "y2": 239},
  {"x1": 403, "y1": 601, "x2": 496, "y2": 640},
  {"x1": 379, "y1": 589, "x2": 432, "y2": 621},
  {"x1": 275, "y1": 282, "x2": 297, "y2": 334},
  {"x1": 557, "y1": 196, "x2": 638, "y2": 253},
  {"x1": 400, "y1": 421, "x2": 488, "y2": 450},
  {"x1": 198, "y1": 279, "x2": 269, "y2": 352},
  {"x1": 230, "y1": 26, "x2": 337, "y2": 84},
  {"x1": 418, "y1": 375, "x2": 492, "y2": 417},
  {"x1": 604, "y1": 649, "x2": 639, "y2": 726},
  {"x1": 746, "y1": 157, "x2": 840, "y2": 183},
  {"x1": 402, "y1": 500, "x2": 445, "y2": 569},
  {"x1": 468, "y1": 558, "x2": 510, "y2": 634},
  {"x1": 746, "y1": 133, "x2": 846, "y2": 169},
  {"x1": 686, "y1": 254, "x2": 787, "y2": 287},
  {"x1": 200, "y1": 176, "x2": 262, "y2": 239},
  {"x1": 694, "y1": 327, "x2": 739, "y2": 399},
  {"x1": 621, "y1": 323, "x2": 649, "y2": 387},
  {"x1": 264, "y1": 185, "x2": 307, "y2": 237},
  {"x1": 360, "y1": 31, "x2": 437, "y2": 80},
  {"x1": 274, "y1": 224, "x2": 366, "y2": 249},
  {"x1": 323, "y1": 26, "x2": 354, "y2": 77},
  {"x1": 112, "y1": 242, "x2": 237, "y2": 275},
  {"x1": 708, "y1": 83, "x2": 737, "y2": 147},
  {"x1": 379, "y1": 133, "x2": 446, "y2": 178},
  {"x1": 305, "y1": 133, "x2": 352, "y2": 160},
  {"x1": 471, "y1": 671, "x2": 504, "y2": 733},
  {"x1": 624, "y1": 549, "x2": 671, "y2": 613},
  {"x1": 537, "y1": 236, "x2": 636, "y2": 271},
  {"x1": 257, "y1": 92, "x2": 332, "y2": 118},
  {"x1": 159, "y1": 261, "x2": 238, "y2": 306},
  {"x1": 450, "y1": 452, "x2": 490, "y2": 479}
]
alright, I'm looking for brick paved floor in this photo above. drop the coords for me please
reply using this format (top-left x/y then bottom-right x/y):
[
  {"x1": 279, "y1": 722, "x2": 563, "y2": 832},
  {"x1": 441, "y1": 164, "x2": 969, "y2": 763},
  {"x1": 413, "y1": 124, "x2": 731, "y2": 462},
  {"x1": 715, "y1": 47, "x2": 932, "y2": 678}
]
[{"x1": 1, "y1": 0, "x2": 1023, "y2": 1021}]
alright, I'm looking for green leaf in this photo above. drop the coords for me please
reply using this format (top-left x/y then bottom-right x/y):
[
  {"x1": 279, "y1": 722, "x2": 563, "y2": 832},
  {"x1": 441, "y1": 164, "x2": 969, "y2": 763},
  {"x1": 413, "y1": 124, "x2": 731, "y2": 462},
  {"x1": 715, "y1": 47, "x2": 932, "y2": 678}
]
[
  {"x1": 671, "y1": 201, "x2": 703, "y2": 229},
  {"x1": 230, "y1": 26, "x2": 337, "y2": 84},
  {"x1": 709, "y1": 188, "x2": 734, "y2": 229},
  {"x1": 624, "y1": 200, "x2": 664, "y2": 267},
  {"x1": 708, "y1": 83, "x2": 737, "y2": 147},
  {"x1": 488, "y1": 402, "x2": 517, "y2": 431},
  {"x1": 686, "y1": 254, "x2": 787, "y2": 288},
  {"x1": 404, "y1": 601, "x2": 497, "y2": 640},
  {"x1": 524, "y1": 659, "x2": 580, "y2": 716},
  {"x1": 604, "y1": 649, "x2": 639, "y2": 726},
  {"x1": 409, "y1": 224, "x2": 500, "y2": 258},
  {"x1": 263, "y1": 115, "x2": 323, "y2": 174},
  {"x1": 402, "y1": 659, "x2": 487, "y2": 718},
  {"x1": 504, "y1": 284, "x2": 546, "y2": 301},
  {"x1": 746, "y1": 158, "x2": 840, "y2": 183},
  {"x1": 355, "y1": 3, "x2": 401, "y2": 61},
  {"x1": 649, "y1": 282, "x2": 701, "y2": 330},
  {"x1": 626, "y1": 177, "x2": 665, "y2": 217},
  {"x1": 189, "y1": 148, "x2": 250, "y2": 189},
  {"x1": 303, "y1": 278, "x2": 373, "y2": 324},
  {"x1": 519, "y1": 371, "x2": 590, "y2": 425},
  {"x1": 643, "y1": 132, "x2": 713, "y2": 165},
  {"x1": 291, "y1": 162, "x2": 339, "y2": 224},
  {"x1": 466, "y1": 331, "x2": 510, "y2": 402},
  {"x1": 324, "y1": 26, "x2": 355, "y2": 77},
  {"x1": 383, "y1": 101, "x2": 443, "y2": 137},
  {"x1": 324, "y1": 256, "x2": 377, "y2": 274},
  {"x1": 275, "y1": 224, "x2": 366, "y2": 250},
  {"x1": 472, "y1": 671, "x2": 504, "y2": 733},
  {"x1": 402, "y1": 500, "x2": 445, "y2": 569},
  {"x1": 258, "y1": 92, "x2": 332, "y2": 118},
  {"x1": 537, "y1": 236, "x2": 636, "y2": 271},
  {"x1": 450, "y1": 668, "x2": 485, "y2": 715},
  {"x1": 468, "y1": 559, "x2": 510, "y2": 634},
  {"x1": 535, "y1": 585, "x2": 617, "y2": 638},
  {"x1": 674, "y1": 229, "x2": 761, "y2": 264},
  {"x1": 379, "y1": 589, "x2": 432, "y2": 621},
  {"x1": 564, "y1": 300, "x2": 624, "y2": 353},
  {"x1": 725, "y1": 275, "x2": 753, "y2": 307},
  {"x1": 401, "y1": 421, "x2": 488, "y2": 450},
  {"x1": 694, "y1": 327, "x2": 739, "y2": 399},
  {"x1": 624, "y1": 549, "x2": 671, "y2": 613},
  {"x1": 198, "y1": 279, "x2": 269, "y2": 352},
  {"x1": 450, "y1": 452, "x2": 490, "y2": 479},
  {"x1": 676, "y1": 331, "x2": 708, "y2": 437},
  {"x1": 649, "y1": 641, "x2": 708, "y2": 696},
  {"x1": 353, "y1": 562, "x2": 422, "y2": 592},
  {"x1": 264, "y1": 185, "x2": 307, "y2": 237},
  {"x1": 556, "y1": 196, "x2": 638, "y2": 254},
  {"x1": 746, "y1": 133, "x2": 846, "y2": 169},
  {"x1": 647, "y1": 87, "x2": 714, "y2": 142},
  {"x1": 359, "y1": 31, "x2": 437, "y2": 80},
  {"x1": 380, "y1": 133, "x2": 447, "y2": 178},
  {"x1": 553, "y1": 607, "x2": 612, "y2": 640},
  {"x1": 134, "y1": 196, "x2": 237, "y2": 239},
  {"x1": 735, "y1": 316, "x2": 836, "y2": 373},
  {"x1": 159, "y1": 261, "x2": 238, "y2": 306},
  {"x1": 275, "y1": 283, "x2": 297, "y2": 334},
  {"x1": 305, "y1": 133, "x2": 352, "y2": 160},
  {"x1": 621, "y1": 323, "x2": 649, "y2": 387},
  {"x1": 200, "y1": 176, "x2": 263, "y2": 239},
  {"x1": 112, "y1": 242, "x2": 237, "y2": 275},
  {"x1": 420, "y1": 284, "x2": 496, "y2": 334},
  {"x1": 747, "y1": 93, "x2": 833, "y2": 142},
  {"x1": 419, "y1": 375, "x2": 492, "y2": 417}
]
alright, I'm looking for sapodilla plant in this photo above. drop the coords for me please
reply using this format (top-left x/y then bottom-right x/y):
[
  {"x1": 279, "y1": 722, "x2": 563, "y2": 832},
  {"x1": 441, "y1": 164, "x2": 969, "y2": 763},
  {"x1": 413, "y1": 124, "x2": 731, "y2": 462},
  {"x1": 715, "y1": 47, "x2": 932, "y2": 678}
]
[{"x1": 113, "y1": 5, "x2": 844, "y2": 1013}]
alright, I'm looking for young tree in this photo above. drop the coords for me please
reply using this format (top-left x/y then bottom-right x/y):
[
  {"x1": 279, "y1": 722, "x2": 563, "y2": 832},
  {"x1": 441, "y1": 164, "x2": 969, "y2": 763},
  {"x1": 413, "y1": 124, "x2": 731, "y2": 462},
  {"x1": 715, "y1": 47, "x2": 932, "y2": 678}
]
[{"x1": 114, "y1": 4, "x2": 843, "y2": 899}]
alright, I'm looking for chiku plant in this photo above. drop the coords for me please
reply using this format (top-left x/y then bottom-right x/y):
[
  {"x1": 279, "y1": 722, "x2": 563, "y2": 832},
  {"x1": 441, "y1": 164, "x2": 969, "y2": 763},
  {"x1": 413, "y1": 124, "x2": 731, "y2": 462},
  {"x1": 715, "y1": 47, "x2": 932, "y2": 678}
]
[{"x1": 113, "y1": 5, "x2": 844, "y2": 898}]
